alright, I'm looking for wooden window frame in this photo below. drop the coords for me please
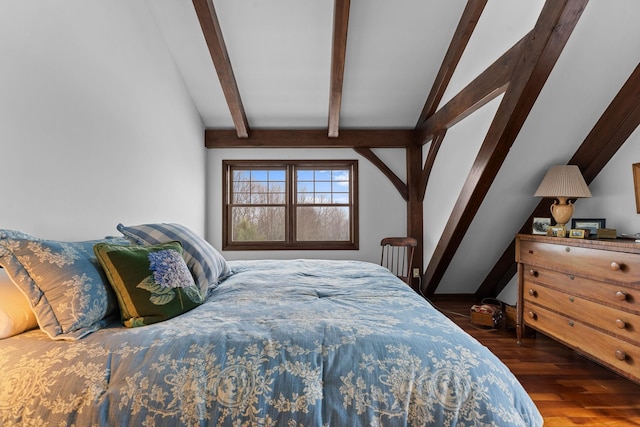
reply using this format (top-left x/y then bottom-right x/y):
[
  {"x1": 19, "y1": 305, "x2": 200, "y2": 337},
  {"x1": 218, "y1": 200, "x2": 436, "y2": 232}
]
[{"x1": 223, "y1": 159, "x2": 359, "y2": 250}]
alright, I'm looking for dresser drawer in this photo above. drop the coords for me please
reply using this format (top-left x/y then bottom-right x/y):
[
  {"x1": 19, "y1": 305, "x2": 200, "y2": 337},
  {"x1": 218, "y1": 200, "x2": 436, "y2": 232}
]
[
  {"x1": 522, "y1": 264, "x2": 640, "y2": 314},
  {"x1": 523, "y1": 302, "x2": 639, "y2": 381},
  {"x1": 519, "y1": 240, "x2": 640, "y2": 285},
  {"x1": 523, "y1": 281, "x2": 640, "y2": 344}
]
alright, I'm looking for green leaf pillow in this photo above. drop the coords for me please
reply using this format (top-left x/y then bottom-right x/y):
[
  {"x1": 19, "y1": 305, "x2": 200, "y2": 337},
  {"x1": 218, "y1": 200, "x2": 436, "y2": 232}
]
[{"x1": 94, "y1": 241, "x2": 204, "y2": 328}]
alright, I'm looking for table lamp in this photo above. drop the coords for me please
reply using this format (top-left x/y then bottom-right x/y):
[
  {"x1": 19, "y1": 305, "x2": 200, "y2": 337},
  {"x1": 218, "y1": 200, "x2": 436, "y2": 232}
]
[{"x1": 534, "y1": 165, "x2": 591, "y2": 227}]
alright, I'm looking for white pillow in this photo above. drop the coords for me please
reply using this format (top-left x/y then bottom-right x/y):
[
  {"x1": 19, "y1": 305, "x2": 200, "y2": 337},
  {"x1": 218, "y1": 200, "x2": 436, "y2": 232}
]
[{"x1": 0, "y1": 268, "x2": 38, "y2": 338}]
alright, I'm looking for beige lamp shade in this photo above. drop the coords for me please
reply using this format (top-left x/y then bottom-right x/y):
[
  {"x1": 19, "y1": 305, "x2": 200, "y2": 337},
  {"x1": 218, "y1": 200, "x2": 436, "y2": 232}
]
[
  {"x1": 534, "y1": 165, "x2": 592, "y2": 199},
  {"x1": 534, "y1": 165, "x2": 591, "y2": 227}
]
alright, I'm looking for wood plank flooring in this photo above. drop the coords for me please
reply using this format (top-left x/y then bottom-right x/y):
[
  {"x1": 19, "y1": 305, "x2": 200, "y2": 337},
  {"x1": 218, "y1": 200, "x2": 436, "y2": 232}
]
[{"x1": 431, "y1": 296, "x2": 640, "y2": 426}]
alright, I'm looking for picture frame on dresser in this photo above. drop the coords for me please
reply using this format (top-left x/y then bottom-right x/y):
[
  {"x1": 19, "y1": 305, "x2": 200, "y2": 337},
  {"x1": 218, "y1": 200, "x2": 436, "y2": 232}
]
[
  {"x1": 546, "y1": 225, "x2": 566, "y2": 237},
  {"x1": 571, "y1": 218, "x2": 605, "y2": 236},
  {"x1": 532, "y1": 217, "x2": 551, "y2": 235},
  {"x1": 569, "y1": 228, "x2": 588, "y2": 239}
]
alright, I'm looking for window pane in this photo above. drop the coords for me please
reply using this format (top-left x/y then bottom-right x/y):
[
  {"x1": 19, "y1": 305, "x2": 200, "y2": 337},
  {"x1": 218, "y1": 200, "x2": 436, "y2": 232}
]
[
  {"x1": 297, "y1": 170, "x2": 313, "y2": 181},
  {"x1": 297, "y1": 182, "x2": 311, "y2": 193},
  {"x1": 268, "y1": 181, "x2": 284, "y2": 192},
  {"x1": 232, "y1": 171, "x2": 251, "y2": 204},
  {"x1": 232, "y1": 168, "x2": 286, "y2": 206},
  {"x1": 315, "y1": 193, "x2": 332, "y2": 203},
  {"x1": 332, "y1": 193, "x2": 349, "y2": 204},
  {"x1": 269, "y1": 191, "x2": 285, "y2": 204},
  {"x1": 234, "y1": 170, "x2": 251, "y2": 181},
  {"x1": 250, "y1": 181, "x2": 267, "y2": 193},
  {"x1": 315, "y1": 181, "x2": 331, "y2": 192},
  {"x1": 332, "y1": 181, "x2": 349, "y2": 192},
  {"x1": 315, "y1": 170, "x2": 331, "y2": 181},
  {"x1": 297, "y1": 192, "x2": 312, "y2": 203},
  {"x1": 296, "y1": 206, "x2": 350, "y2": 241},
  {"x1": 269, "y1": 170, "x2": 285, "y2": 181},
  {"x1": 251, "y1": 170, "x2": 268, "y2": 180},
  {"x1": 251, "y1": 192, "x2": 268, "y2": 204},
  {"x1": 332, "y1": 170, "x2": 349, "y2": 181},
  {"x1": 295, "y1": 168, "x2": 351, "y2": 206},
  {"x1": 231, "y1": 206, "x2": 285, "y2": 241},
  {"x1": 233, "y1": 191, "x2": 251, "y2": 204}
]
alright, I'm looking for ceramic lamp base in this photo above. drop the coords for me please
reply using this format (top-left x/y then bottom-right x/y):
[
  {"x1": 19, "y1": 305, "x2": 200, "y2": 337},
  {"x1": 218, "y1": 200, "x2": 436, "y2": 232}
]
[{"x1": 550, "y1": 198, "x2": 574, "y2": 227}]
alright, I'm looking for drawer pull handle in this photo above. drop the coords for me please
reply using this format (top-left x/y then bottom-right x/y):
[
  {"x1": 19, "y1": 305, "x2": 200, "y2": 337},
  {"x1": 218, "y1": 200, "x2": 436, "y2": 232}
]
[
  {"x1": 528, "y1": 289, "x2": 537, "y2": 297},
  {"x1": 615, "y1": 319, "x2": 626, "y2": 329},
  {"x1": 568, "y1": 320, "x2": 574, "y2": 326},
  {"x1": 565, "y1": 247, "x2": 570, "y2": 252},
  {"x1": 528, "y1": 269, "x2": 537, "y2": 277},
  {"x1": 569, "y1": 296, "x2": 574, "y2": 303},
  {"x1": 615, "y1": 350, "x2": 626, "y2": 361},
  {"x1": 568, "y1": 275, "x2": 575, "y2": 280},
  {"x1": 528, "y1": 311, "x2": 537, "y2": 320},
  {"x1": 615, "y1": 291, "x2": 628, "y2": 301},
  {"x1": 610, "y1": 262, "x2": 621, "y2": 271}
]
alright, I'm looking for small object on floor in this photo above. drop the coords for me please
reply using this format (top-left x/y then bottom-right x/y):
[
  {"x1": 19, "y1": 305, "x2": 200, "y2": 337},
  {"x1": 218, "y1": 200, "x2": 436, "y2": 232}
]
[{"x1": 470, "y1": 299, "x2": 503, "y2": 328}]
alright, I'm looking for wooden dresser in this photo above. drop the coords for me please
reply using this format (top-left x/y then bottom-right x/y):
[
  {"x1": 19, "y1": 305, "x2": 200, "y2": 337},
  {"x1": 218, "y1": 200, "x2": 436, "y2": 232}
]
[{"x1": 515, "y1": 234, "x2": 640, "y2": 384}]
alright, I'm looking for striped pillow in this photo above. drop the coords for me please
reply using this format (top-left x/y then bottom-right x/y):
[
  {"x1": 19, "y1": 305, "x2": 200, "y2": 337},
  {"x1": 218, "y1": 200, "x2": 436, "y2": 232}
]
[{"x1": 116, "y1": 223, "x2": 231, "y2": 296}]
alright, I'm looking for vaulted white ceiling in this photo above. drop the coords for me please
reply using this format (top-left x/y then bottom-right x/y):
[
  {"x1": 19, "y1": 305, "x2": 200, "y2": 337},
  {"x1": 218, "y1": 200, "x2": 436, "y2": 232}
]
[{"x1": 146, "y1": 0, "x2": 545, "y2": 130}]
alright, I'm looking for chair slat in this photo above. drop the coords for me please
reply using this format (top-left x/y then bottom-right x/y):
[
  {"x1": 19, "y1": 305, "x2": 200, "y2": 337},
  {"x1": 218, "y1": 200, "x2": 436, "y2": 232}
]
[{"x1": 380, "y1": 237, "x2": 417, "y2": 285}]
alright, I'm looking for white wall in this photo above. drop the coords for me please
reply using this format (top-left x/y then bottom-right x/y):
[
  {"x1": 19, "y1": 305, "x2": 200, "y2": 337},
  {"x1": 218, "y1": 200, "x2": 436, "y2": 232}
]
[
  {"x1": 578, "y1": 126, "x2": 640, "y2": 235},
  {"x1": 0, "y1": 1, "x2": 206, "y2": 241},
  {"x1": 422, "y1": 96, "x2": 502, "y2": 265},
  {"x1": 206, "y1": 148, "x2": 407, "y2": 263}
]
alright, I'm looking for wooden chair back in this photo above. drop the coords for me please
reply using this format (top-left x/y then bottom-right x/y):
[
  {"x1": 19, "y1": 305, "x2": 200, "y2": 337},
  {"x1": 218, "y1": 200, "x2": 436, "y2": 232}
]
[{"x1": 380, "y1": 237, "x2": 417, "y2": 285}]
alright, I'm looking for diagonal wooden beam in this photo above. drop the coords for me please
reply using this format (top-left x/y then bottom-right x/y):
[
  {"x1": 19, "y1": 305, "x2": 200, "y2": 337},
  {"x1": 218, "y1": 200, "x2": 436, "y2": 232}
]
[
  {"x1": 193, "y1": 0, "x2": 249, "y2": 138},
  {"x1": 573, "y1": 62, "x2": 640, "y2": 182},
  {"x1": 476, "y1": 62, "x2": 640, "y2": 298},
  {"x1": 416, "y1": 0, "x2": 487, "y2": 126},
  {"x1": 354, "y1": 147, "x2": 408, "y2": 201},
  {"x1": 422, "y1": 0, "x2": 589, "y2": 298},
  {"x1": 328, "y1": 0, "x2": 351, "y2": 138},
  {"x1": 419, "y1": 131, "x2": 446, "y2": 200},
  {"x1": 416, "y1": 34, "x2": 527, "y2": 145}
]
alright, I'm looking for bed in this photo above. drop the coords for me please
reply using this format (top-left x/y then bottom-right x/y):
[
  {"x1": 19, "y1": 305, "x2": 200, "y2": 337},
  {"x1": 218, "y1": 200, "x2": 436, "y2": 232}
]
[{"x1": 0, "y1": 224, "x2": 542, "y2": 427}]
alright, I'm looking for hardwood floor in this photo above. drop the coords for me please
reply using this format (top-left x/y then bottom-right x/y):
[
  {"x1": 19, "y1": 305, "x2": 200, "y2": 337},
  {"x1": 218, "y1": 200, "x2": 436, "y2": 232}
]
[{"x1": 431, "y1": 297, "x2": 640, "y2": 426}]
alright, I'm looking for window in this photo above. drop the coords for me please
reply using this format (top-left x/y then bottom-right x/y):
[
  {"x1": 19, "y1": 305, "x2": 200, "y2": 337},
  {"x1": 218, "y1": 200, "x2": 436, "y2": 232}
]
[{"x1": 223, "y1": 160, "x2": 358, "y2": 250}]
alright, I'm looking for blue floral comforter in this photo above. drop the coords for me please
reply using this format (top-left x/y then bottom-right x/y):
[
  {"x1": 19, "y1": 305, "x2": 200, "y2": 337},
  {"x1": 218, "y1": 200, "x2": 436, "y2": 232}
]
[{"x1": 0, "y1": 259, "x2": 542, "y2": 426}]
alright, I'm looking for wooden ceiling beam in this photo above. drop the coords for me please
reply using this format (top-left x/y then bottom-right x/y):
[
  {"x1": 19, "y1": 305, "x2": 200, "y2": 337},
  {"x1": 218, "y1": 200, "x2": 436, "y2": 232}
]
[
  {"x1": 574, "y1": 63, "x2": 640, "y2": 182},
  {"x1": 205, "y1": 129, "x2": 416, "y2": 148},
  {"x1": 328, "y1": 0, "x2": 351, "y2": 138},
  {"x1": 416, "y1": 35, "x2": 527, "y2": 145},
  {"x1": 476, "y1": 62, "x2": 640, "y2": 299},
  {"x1": 422, "y1": 0, "x2": 588, "y2": 298},
  {"x1": 419, "y1": 131, "x2": 446, "y2": 200},
  {"x1": 416, "y1": 0, "x2": 487, "y2": 126},
  {"x1": 407, "y1": 142, "x2": 425, "y2": 292},
  {"x1": 354, "y1": 147, "x2": 408, "y2": 201},
  {"x1": 193, "y1": 0, "x2": 249, "y2": 139}
]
